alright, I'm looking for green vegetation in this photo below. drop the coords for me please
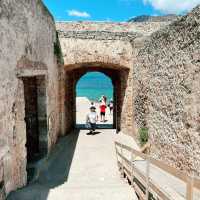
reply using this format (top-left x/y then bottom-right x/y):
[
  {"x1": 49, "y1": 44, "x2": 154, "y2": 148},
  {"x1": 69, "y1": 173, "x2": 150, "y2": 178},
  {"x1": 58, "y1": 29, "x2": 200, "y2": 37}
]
[
  {"x1": 54, "y1": 31, "x2": 64, "y2": 64},
  {"x1": 139, "y1": 127, "x2": 149, "y2": 146}
]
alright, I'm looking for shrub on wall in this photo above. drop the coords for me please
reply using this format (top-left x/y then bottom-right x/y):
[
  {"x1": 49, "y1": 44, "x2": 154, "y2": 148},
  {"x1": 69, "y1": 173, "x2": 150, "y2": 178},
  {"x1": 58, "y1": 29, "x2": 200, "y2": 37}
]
[{"x1": 139, "y1": 127, "x2": 148, "y2": 146}]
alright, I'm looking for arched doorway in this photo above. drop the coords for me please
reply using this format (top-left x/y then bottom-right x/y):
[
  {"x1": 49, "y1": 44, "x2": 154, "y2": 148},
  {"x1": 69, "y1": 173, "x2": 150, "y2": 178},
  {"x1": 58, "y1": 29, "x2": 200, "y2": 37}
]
[
  {"x1": 62, "y1": 63, "x2": 131, "y2": 134},
  {"x1": 76, "y1": 72, "x2": 114, "y2": 128}
]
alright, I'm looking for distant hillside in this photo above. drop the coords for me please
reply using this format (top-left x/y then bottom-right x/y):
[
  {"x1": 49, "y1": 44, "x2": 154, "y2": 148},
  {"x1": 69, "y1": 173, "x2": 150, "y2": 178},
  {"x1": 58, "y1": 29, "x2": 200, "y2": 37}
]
[{"x1": 128, "y1": 15, "x2": 179, "y2": 22}]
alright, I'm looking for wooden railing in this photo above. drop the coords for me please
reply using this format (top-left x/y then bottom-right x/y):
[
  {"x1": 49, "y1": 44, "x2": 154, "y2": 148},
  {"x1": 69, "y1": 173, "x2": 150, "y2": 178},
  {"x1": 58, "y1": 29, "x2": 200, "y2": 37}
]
[{"x1": 115, "y1": 141, "x2": 200, "y2": 200}]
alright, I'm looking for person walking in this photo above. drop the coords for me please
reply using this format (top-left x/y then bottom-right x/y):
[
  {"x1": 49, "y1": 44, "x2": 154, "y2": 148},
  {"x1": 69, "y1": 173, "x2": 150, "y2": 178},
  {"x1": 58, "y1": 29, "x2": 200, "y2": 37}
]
[
  {"x1": 102, "y1": 95, "x2": 107, "y2": 104},
  {"x1": 99, "y1": 102, "x2": 107, "y2": 122},
  {"x1": 99, "y1": 95, "x2": 107, "y2": 104},
  {"x1": 108, "y1": 99, "x2": 114, "y2": 115},
  {"x1": 86, "y1": 106, "x2": 98, "y2": 134}
]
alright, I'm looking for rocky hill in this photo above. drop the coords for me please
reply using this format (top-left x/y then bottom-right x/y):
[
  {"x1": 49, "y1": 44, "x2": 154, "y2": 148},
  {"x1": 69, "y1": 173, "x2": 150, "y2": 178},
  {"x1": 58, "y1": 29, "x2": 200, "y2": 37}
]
[{"x1": 128, "y1": 14, "x2": 179, "y2": 22}]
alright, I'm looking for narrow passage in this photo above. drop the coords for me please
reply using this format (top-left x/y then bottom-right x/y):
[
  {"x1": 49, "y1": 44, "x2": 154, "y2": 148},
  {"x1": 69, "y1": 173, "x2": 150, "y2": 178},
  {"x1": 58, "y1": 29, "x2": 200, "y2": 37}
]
[
  {"x1": 8, "y1": 129, "x2": 137, "y2": 200},
  {"x1": 8, "y1": 97, "x2": 137, "y2": 200}
]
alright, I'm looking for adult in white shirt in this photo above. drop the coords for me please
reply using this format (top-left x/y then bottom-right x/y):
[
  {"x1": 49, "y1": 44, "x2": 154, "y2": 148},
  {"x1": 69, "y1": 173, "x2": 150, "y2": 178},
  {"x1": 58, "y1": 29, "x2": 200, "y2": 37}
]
[{"x1": 86, "y1": 106, "x2": 98, "y2": 134}]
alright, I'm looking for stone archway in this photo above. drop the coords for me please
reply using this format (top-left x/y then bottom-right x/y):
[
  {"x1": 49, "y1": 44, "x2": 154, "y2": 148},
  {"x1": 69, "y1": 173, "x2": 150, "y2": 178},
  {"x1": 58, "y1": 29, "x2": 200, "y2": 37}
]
[
  {"x1": 61, "y1": 62, "x2": 133, "y2": 135},
  {"x1": 57, "y1": 31, "x2": 136, "y2": 136}
]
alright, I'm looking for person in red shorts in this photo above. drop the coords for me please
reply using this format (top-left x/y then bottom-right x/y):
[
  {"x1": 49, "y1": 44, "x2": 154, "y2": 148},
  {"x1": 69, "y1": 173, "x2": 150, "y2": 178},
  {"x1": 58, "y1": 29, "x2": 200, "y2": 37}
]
[{"x1": 100, "y1": 101, "x2": 107, "y2": 122}]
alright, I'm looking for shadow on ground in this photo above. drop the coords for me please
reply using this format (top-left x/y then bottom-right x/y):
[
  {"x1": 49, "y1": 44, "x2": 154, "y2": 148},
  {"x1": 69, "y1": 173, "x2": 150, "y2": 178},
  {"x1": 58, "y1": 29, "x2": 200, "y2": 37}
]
[
  {"x1": 76, "y1": 124, "x2": 113, "y2": 129},
  {"x1": 7, "y1": 130, "x2": 80, "y2": 200},
  {"x1": 86, "y1": 131, "x2": 101, "y2": 135}
]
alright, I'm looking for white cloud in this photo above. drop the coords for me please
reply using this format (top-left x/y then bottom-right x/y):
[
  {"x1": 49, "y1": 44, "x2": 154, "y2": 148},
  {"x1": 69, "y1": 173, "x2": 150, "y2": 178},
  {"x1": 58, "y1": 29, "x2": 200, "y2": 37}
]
[
  {"x1": 67, "y1": 9, "x2": 91, "y2": 18},
  {"x1": 144, "y1": 0, "x2": 200, "y2": 14}
]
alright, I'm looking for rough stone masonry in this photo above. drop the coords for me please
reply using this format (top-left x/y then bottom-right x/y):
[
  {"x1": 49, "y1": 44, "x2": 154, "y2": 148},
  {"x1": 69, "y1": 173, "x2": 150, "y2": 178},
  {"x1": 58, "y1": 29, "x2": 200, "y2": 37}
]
[
  {"x1": 136, "y1": 6, "x2": 200, "y2": 176},
  {"x1": 0, "y1": 0, "x2": 200, "y2": 198},
  {"x1": 0, "y1": 0, "x2": 60, "y2": 197}
]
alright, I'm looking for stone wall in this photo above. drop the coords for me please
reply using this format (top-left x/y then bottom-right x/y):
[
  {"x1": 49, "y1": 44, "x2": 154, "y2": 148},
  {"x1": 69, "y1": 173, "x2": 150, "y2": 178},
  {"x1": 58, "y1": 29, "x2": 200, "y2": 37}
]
[
  {"x1": 56, "y1": 20, "x2": 173, "y2": 137},
  {"x1": 57, "y1": 29, "x2": 135, "y2": 135},
  {"x1": 56, "y1": 21, "x2": 170, "y2": 36},
  {"x1": 135, "y1": 6, "x2": 200, "y2": 175},
  {"x1": 1, "y1": 0, "x2": 198, "y2": 196},
  {"x1": 0, "y1": 0, "x2": 60, "y2": 195}
]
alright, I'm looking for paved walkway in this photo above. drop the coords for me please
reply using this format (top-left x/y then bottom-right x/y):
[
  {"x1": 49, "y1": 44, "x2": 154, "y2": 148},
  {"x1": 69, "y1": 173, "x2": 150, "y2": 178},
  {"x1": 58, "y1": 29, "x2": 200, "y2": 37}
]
[
  {"x1": 8, "y1": 129, "x2": 137, "y2": 200},
  {"x1": 8, "y1": 97, "x2": 138, "y2": 200}
]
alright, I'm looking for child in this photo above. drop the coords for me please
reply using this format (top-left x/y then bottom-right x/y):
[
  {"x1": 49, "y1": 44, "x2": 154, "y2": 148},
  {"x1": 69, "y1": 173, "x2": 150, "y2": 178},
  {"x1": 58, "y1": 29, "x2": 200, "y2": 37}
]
[{"x1": 86, "y1": 106, "x2": 98, "y2": 134}]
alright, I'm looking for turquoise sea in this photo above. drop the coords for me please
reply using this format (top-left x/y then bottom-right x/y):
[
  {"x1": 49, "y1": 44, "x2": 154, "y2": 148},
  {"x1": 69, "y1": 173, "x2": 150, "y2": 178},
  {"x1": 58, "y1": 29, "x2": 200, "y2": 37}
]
[{"x1": 76, "y1": 72, "x2": 113, "y2": 101}]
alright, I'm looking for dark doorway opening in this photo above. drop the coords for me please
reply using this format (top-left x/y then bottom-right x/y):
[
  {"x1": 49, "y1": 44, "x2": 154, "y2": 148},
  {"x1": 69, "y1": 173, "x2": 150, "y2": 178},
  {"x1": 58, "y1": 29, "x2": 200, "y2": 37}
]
[{"x1": 23, "y1": 76, "x2": 47, "y2": 181}]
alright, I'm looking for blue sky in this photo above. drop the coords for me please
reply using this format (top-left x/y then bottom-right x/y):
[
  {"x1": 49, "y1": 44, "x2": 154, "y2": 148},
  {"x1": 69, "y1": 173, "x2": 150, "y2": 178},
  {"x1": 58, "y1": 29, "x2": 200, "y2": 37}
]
[{"x1": 42, "y1": 0, "x2": 200, "y2": 22}]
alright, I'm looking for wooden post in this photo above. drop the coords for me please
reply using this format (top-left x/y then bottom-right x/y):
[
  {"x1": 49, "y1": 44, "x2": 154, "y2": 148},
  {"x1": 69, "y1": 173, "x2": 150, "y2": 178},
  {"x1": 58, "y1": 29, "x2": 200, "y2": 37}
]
[
  {"x1": 145, "y1": 156, "x2": 150, "y2": 200},
  {"x1": 121, "y1": 143, "x2": 124, "y2": 177},
  {"x1": 131, "y1": 149, "x2": 134, "y2": 186},
  {"x1": 115, "y1": 143, "x2": 119, "y2": 165},
  {"x1": 186, "y1": 175, "x2": 194, "y2": 200}
]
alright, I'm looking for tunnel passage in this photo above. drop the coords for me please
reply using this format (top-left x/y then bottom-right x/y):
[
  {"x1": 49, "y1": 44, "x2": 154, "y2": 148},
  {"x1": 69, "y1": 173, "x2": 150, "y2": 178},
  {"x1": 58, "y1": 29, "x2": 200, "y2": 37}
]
[{"x1": 62, "y1": 63, "x2": 132, "y2": 133}]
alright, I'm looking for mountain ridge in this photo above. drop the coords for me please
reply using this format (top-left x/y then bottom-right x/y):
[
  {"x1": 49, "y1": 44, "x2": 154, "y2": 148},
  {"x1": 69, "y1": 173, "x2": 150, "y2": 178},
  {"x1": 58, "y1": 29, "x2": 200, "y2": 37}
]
[{"x1": 128, "y1": 14, "x2": 179, "y2": 22}]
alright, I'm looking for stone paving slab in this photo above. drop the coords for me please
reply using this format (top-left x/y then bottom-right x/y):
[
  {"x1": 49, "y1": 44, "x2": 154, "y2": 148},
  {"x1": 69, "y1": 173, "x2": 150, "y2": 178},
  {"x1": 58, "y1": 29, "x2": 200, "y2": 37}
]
[
  {"x1": 8, "y1": 129, "x2": 137, "y2": 200},
  {"x1": 8, "y1": 97, "x2": 138, "y2": 200}
]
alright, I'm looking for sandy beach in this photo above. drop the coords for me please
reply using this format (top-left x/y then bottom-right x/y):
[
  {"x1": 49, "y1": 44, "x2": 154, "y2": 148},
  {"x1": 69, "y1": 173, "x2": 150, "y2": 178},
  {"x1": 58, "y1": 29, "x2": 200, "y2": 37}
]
[{"x1": 76, "y1": 97, "x2": 113, "y2": 125}]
